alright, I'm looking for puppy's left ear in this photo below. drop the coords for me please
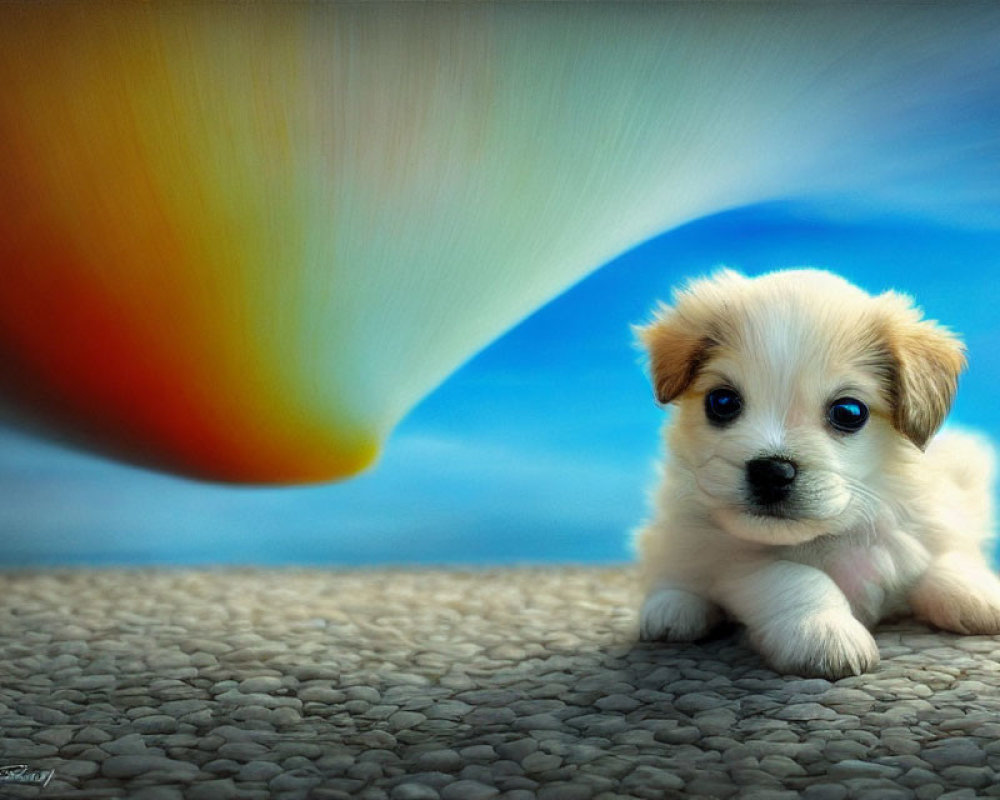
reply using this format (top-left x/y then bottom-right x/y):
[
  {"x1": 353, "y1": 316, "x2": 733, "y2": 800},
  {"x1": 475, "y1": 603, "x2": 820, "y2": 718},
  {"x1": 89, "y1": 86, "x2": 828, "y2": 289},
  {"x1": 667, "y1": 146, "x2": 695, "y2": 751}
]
[
  {"x1": 634, "y1": 305, "x2": 713, "y2": 405},
  {"x1": 876, "y1": 292, "x2": 966, "y2": 449}
]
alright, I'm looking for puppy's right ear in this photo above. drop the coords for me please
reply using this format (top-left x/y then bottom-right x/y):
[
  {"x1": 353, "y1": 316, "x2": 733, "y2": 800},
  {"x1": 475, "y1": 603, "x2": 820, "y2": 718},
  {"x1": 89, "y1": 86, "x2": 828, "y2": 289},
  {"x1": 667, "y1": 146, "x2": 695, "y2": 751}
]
[
  {"x1": 873, "y1": 291, "x2": 966, "y2": 450},
  {"x1": 634, "y1": 305, "x2": 713, "y2": 405}
]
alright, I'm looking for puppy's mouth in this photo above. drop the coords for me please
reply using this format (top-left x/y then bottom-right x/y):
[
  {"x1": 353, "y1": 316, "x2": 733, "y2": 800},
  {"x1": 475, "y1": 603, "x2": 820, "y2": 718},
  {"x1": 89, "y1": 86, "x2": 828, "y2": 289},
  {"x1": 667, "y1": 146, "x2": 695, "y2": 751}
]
[
  {"x1": 714, "y1": 502, "x2": 827, "y2": 546},
  {"x1": 743, "y1": 500, "x2": 799, "y2": 521}
]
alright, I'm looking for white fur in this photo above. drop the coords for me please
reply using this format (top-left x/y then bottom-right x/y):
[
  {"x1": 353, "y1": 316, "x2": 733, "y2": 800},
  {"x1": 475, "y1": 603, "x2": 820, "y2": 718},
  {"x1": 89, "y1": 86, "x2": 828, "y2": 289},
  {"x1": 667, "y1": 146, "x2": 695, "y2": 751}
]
[{"x1": 635, "y1": 269, "x2": 1000, "y2": 678}]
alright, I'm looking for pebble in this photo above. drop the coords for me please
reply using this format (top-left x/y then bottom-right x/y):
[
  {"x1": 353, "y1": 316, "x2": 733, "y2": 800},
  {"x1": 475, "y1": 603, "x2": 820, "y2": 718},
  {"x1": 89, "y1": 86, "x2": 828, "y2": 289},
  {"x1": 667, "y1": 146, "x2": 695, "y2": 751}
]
[
  {"x1": 457, "y1": 689, "x2": 519, "y2": 706},
  {"x1": 104, "y1": 733, "x2": 150, "y2": 756},
  {"x1": 277, "y1": 741, "x2": 325, "y2": 761},
  {"x1": 497, "y1": 739, "x2": 539, "y2": 762},
  {"x1": 239, "y1": 676, "x2": 284, "y2": 693},
  {"x1": 774, "y1": 703, "x2": 839, "y2": 721},
  {"x1": 215, "y1": 689, "x2": 302, "y2": 710},
  {"x1": 537, "y1": 783, "x2": 595, "y2": 800},
  {"x1": 299, "y1": 686, "x2": 348, "y2": 704},
  {"x1": 392, "y1": 784, "x2": 441, "y2": 800},
  {"x1": 204, "y1": 758, "x2": 241, "y2": 776},
  {"x1": 939, "y1": 766, "x2": 993, "y2": 789},
  {"x1": 801, "y1": 784, "x2": 849, "y2": 800},
  {"x1": 594, "y1": 694, "x2": 640, "y2": 713},
  {"x1": 217, "y1": 741, "x2": 271, "y2": 761},
  {"x1": 187, "y1": 779, "x2": 240, "y2": 800},
  {"x1": 269, "y1": 769, "x2": 324, "y2": 792},
  {"x1": 237, "y1": 761, "x2": 284, "y2": 781},
  {"x1": 819, "y1": 688, "x2": 876, "y2": 713},
  {"x1": 347, "y1": 686, "x2": 382, "y2": 703},
  {"x1": 522, "y1": 752, "x2": 563, "y2": 773},
  {"x1": 828, "y1": 760, "x2": 903, "y2": 780},
  {"x1": 34, "y1": 727, "x2": 74, "y2": 747},
  {"x1": 413, "y1": 750, "x2": 461, "y2": 773},
  {"x1": 440, "y1": 780, "x2": 499, "y2": 800},
  {"x1": 686, "y1": 776, "x2": 740, "y2": 798},
  {"x1": 73, "y1": 725, "x2": 113, "y2": 744},
  {"x1": 130, "y1": 788, "x2": 186, "y2": 800},
  {"x1": 673, "y1": 692, "x2": 730, "y2": 715},
  {"x1": 101, "y1": 755, "x2": 201, "y2": 779},
  {"x1": 17, "y1": 704, "x2": 70, "y2": 725},
  {"x1": 466, "y1": 707, "x2": 517, "y2": 726},
  {"x1": 514, "y1": 713, "x2": 565, "y2": 731},
  {"x1": 923, "y1": 740, "x2": 987, "y2": 769},
  {"x1": 622, "y1": 764, "x2": 685, "y2": 791},
  {"x1": 882, "y1": 732, "x2": 922, "y2": 756},
  {"x1": 759, "y1": 754, "x2": 807, "y2": 778},
  {"x1": 133, "y1": 714, "x2": 180, "y2": 734},
  {"x1": 161, "y1": 699, "x2": 211, "y2": 717},
  {"x1": 425, "y1": 700, "x2": 474, "y2": 720},
  {"x1": 73, "y1": 674, "x2": 118, "y2": 691},
  {"x1": 695, "y1": 708, "x2": 739, "y2": 735},
  {"x1": 460, "y1": 745, "x2": 497, "y2": 762},
  {"x1": 388, "y1": 710, "x2": 428, "y2": 730},
  {"x1": 823, "y1": 739, "x2": 871, "y2": 762}
]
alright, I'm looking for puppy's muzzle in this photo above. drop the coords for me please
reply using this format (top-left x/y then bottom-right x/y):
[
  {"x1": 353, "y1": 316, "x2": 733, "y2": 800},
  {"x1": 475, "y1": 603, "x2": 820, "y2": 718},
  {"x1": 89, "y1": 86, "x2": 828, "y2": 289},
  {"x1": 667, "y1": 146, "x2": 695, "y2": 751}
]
[{"x1": 746, "y1": 457, "x2": 797, "y2": 506}]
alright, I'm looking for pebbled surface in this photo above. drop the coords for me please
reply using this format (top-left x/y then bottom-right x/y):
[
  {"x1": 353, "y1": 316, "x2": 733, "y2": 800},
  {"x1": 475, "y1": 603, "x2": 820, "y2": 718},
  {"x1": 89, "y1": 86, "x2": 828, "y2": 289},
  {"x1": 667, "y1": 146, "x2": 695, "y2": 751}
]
[{"x1": 1, "y1": 567, "x2": 1000, "y2": 799}]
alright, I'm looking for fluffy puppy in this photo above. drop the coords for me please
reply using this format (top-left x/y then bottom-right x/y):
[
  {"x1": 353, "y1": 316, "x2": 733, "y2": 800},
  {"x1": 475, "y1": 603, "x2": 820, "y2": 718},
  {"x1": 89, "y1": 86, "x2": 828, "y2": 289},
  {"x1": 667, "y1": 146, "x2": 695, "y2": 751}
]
[{"x1": 634, "y1": 268, "x2": 1000, "y2": 679}]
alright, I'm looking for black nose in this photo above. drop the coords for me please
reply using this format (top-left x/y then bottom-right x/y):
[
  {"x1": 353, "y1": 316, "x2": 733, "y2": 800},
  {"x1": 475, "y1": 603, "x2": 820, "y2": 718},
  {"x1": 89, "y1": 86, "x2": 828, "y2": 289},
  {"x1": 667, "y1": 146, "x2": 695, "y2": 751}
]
[{"x1": 746, "y1": 457, "x2": 797, "y2": 505}]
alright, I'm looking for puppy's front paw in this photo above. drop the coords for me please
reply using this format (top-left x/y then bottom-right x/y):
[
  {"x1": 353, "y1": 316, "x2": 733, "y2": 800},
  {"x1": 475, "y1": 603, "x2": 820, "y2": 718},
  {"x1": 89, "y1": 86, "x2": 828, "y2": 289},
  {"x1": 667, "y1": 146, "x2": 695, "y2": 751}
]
[
  {"x1": 909, "y1": 556, "x2": 1000, "y2": 635},
  {"x1": 752, "y1": 610, "x2": 879, "y2": 679},
  {"x1": 639, "y1": 587, "x2": 721, "y2": 642},
  {"x1": 913, "y1": 589, "x2": 1000, "y2": 635}
]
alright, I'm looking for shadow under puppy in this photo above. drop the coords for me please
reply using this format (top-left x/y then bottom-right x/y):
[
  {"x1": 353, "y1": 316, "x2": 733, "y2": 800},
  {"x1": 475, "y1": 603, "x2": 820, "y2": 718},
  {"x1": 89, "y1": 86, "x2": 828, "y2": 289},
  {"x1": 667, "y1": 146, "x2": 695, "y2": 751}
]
[{"x1": 634, "y1": 269, "x2": 1000, "y2": 679}]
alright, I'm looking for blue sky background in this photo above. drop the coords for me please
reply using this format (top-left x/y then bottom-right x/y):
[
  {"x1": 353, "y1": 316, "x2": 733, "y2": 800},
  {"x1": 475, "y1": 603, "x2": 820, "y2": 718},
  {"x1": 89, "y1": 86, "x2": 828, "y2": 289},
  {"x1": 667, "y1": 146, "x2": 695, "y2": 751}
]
[{"x1": 2, "y1": 200, "x2": 999, "y2": 568}]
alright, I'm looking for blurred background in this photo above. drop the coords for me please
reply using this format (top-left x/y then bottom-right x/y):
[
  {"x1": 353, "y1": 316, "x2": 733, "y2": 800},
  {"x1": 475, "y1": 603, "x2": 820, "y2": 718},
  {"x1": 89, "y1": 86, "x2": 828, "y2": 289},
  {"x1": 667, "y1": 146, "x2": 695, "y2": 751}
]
[
  {"x1": 3, "y1": 200, "x2": 998, "y2": 567},
  {"x1": 3, "y1": 5, "x2": 1000, "y2": 569}
]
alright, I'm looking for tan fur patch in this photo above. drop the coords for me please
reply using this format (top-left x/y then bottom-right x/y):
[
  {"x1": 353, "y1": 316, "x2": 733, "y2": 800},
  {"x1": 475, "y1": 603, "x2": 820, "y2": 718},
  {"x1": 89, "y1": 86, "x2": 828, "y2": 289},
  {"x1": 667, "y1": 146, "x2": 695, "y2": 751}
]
[
  {"x1": 637, "y1": 307, "x2": 716, "y2": 404},
  {"x1": 870, "y1": 292, "x2": 966, "y2": 449}
]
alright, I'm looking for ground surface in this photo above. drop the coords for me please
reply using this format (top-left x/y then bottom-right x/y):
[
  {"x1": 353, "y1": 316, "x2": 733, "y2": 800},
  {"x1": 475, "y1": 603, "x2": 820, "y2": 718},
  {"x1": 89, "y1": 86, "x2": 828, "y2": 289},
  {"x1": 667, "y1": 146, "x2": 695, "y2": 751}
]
[{"x1": 1, "y1": 567, "x2": 1000, "y2": 800}]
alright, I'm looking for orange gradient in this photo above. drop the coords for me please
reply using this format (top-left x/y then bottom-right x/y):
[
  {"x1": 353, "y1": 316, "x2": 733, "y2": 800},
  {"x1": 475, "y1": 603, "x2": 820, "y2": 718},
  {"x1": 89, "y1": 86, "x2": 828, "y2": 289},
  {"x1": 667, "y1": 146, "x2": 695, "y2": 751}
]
[{"x1": 0, "y1": 5, "x2": 377, "y2": 482}]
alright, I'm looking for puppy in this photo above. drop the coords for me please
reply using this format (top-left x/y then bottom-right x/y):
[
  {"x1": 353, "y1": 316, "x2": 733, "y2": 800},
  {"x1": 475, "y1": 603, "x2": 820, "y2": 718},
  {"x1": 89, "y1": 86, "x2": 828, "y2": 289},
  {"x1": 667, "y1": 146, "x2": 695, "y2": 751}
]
[{"x1": 634, "y1": 268, "x2": 1000, "y2": 679}]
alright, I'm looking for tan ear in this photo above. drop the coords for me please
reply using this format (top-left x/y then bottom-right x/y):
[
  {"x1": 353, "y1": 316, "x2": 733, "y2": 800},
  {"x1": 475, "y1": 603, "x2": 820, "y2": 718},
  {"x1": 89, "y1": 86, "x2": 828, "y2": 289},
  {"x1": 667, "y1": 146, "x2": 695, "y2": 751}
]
[
  {"x1": 635, "y1": 304, "x2": 714, "y2": 405},
  {"x1": 877, "y1": 292, "x2": 966, "y2": 449}
]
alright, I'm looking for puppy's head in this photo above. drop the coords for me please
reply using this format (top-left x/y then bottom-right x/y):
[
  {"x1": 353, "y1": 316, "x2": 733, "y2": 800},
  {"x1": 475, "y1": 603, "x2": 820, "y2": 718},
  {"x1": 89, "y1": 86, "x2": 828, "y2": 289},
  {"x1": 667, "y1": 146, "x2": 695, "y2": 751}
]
[{"x1": 637, "y1": 269, "x2": 965, "y2": 546}]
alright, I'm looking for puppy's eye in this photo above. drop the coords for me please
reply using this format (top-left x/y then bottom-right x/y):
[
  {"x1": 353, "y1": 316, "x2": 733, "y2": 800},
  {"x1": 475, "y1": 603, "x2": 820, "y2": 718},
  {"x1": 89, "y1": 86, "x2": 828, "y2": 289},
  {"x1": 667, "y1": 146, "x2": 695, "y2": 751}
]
[
  {"x1": 705, "y1": 387, "x2": 743, "y2": 425},
  {"x1": 828, "y1": 397, "x2": 869, "y2": 433}
]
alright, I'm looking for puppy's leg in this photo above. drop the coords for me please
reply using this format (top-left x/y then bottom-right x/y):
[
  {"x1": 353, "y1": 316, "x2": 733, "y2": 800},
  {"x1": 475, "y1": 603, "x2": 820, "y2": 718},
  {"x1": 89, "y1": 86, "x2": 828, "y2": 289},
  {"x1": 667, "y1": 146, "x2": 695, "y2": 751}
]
[
  {"x1": 639, "y1": 584, "x2": 722, "y2": 642},
  {"x1": 716, "y1": 560, "x2": 879, "y2": 679},
  {"x1": 909, "y1": 552, "x2": 1000, "y2": 635}
]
